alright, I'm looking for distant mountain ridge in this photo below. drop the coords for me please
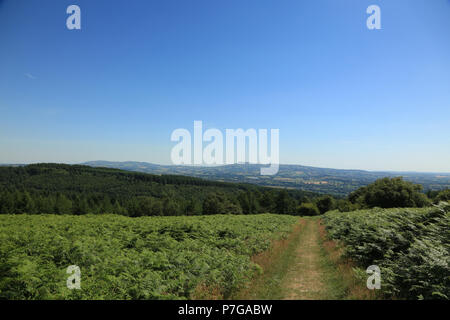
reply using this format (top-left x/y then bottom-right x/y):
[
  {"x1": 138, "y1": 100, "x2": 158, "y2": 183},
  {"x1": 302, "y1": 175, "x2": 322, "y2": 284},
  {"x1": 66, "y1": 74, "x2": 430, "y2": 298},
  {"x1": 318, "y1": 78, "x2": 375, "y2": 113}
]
[{"x1": 82, "y1": 161, "x2": 450, "y2": 196}]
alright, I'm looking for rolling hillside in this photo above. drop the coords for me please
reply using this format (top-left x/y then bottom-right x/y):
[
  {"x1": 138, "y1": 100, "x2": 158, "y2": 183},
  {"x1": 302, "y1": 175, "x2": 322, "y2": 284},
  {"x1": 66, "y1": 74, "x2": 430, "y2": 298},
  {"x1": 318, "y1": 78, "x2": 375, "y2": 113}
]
[
  {"x1": 83, "y1": 161, "x2": 450, "y2": 196},
  {"x1": 0, "y1": 163, "x2": 318, "y2": 216}
]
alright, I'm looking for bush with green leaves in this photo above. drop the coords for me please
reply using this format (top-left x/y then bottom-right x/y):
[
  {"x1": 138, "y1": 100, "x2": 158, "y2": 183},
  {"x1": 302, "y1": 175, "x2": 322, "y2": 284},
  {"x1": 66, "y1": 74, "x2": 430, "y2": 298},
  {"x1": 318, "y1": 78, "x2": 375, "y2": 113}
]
[
  {"x1": 434, "y1": 189, "x2": 450, "y2": 203},
  {"x1": 0, "y1": 214, "x2": 297, "y2": 300},
  {"x1": 323, "y1": 204, "x2": 450, "y2": 299},
  {"x1": 295, "y1": 203, "x2": 320, "y2": 216},
  {"x1": 314, "y1": 195, "x2": 336, "y2": 214},
  {"x1": 348, "y1": 177, "x2": 431, "y2": 209}
]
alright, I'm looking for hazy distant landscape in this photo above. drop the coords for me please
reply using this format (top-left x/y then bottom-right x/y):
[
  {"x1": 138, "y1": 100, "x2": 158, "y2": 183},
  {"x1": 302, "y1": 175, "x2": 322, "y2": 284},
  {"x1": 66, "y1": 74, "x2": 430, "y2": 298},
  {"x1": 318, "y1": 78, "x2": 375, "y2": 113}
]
[{"x1": 83, "y1": 161, "x2": 450, "y2": 196}]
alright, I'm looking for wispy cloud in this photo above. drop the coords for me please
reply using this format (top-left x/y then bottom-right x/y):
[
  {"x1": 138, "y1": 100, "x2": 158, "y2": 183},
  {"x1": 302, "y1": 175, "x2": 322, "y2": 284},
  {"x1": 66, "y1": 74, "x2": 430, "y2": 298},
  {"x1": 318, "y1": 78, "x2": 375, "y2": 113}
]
[{"x1": 25, "y1": 73, "x2": 36, "y2": 80}]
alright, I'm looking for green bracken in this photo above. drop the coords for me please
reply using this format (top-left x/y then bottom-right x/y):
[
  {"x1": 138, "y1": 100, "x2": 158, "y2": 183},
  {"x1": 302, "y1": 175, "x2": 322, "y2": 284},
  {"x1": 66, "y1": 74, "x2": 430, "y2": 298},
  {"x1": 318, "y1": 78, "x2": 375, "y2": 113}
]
[
  {"x1": 323, "y1": 203, "x2": 450, "y2": 300},
  {"x1": 0, "y1": 213, "x2": 297, "y2": 300}
]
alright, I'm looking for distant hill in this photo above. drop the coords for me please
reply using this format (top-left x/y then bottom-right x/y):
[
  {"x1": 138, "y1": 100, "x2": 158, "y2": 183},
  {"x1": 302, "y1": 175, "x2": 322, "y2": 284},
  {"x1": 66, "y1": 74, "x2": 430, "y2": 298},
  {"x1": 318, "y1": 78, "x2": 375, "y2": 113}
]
[{"x1": 83, "y1": 161, "x2": 450, "y2": 196}]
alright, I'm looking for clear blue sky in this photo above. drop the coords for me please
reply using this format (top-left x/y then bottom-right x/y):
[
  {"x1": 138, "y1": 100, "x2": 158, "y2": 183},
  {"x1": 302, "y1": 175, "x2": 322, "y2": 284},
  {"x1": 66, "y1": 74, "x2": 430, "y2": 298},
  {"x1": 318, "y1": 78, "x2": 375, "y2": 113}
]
[{"x1": 1, "y1": 0, "x2": 449, "y2": 172}]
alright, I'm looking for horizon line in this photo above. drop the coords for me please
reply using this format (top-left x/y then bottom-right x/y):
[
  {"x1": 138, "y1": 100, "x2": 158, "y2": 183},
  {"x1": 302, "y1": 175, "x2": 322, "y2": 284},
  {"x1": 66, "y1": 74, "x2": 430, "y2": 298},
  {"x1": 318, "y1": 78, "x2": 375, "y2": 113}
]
[{"x1": 1, "y1": 160, "x2": 450, "y2": 175}]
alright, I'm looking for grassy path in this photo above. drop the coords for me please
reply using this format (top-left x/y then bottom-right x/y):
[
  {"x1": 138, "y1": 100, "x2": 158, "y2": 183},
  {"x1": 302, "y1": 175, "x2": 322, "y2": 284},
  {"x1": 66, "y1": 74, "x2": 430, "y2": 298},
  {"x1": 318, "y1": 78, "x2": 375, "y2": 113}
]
[
  {"x1": 238, "y1": 217, "x2": 356, "y2": 300},
  {"x1": 282, "y1": 217, "x2": 328, "y2": 299},
  {"x1": 281, "y1": 217, "x2": 350, "y2": 299}
]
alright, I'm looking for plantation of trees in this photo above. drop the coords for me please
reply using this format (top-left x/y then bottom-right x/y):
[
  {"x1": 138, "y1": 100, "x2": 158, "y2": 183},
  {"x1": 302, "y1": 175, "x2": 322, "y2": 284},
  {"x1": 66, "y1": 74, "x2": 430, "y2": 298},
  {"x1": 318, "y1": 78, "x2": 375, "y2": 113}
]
[{"x1": 0, "y1": 164, "x2": 321, "y2": 217}]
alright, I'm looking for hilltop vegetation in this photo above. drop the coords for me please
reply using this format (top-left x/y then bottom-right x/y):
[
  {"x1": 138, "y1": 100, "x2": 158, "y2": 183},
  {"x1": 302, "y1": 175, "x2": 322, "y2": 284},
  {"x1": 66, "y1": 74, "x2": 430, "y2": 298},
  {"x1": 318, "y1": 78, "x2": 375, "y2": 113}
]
[
  {"x1": 0, "y1": 164, "x2": 319, "y2": 217},
  {"x1": 0, "y1": 214, "x2": 297, "y2": 299}
]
